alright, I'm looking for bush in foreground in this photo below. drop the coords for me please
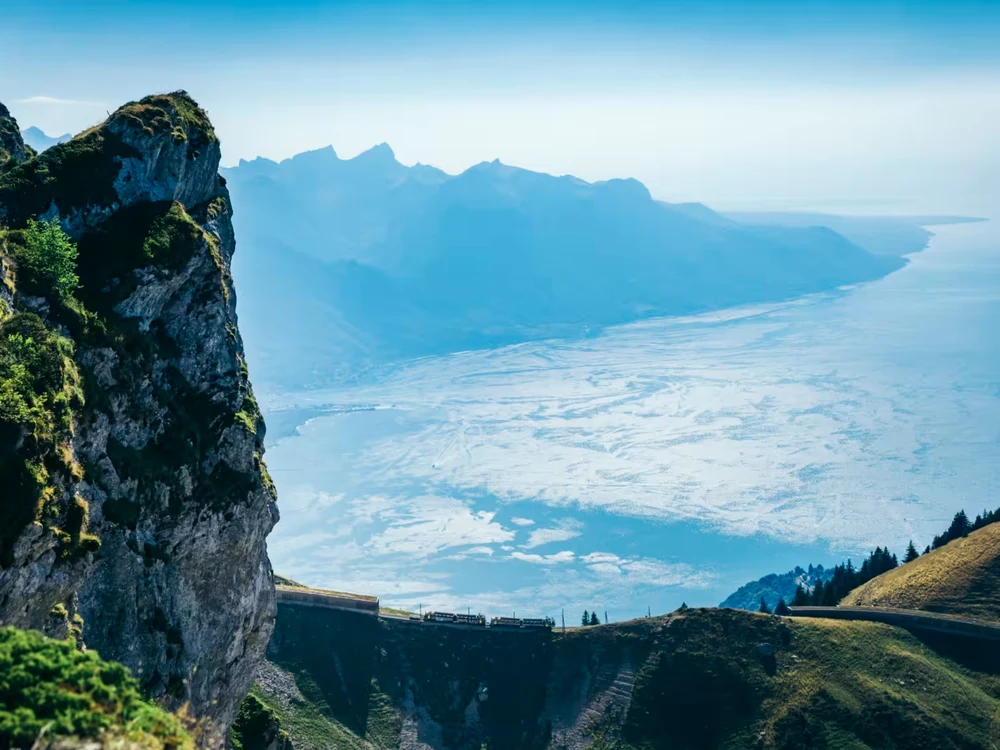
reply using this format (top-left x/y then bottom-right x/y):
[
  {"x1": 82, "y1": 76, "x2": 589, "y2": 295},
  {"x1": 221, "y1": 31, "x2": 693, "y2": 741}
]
[{"x1": 0, "y1": 626, "x2": 191, "y2": 749}]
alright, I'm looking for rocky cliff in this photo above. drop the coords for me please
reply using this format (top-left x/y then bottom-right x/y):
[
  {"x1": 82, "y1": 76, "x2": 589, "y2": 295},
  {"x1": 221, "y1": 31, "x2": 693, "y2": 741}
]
[
  {"x1": 0, "y1": 102, "x2": 33, "y2": 174},
  {"x1": 0, "y1": 93, "x2": 277, "y2": 742}
]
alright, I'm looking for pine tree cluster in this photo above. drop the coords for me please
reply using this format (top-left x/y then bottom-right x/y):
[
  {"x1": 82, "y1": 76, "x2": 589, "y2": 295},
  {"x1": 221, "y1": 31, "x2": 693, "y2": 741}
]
[
  {"x1": 930, "y1": 508, "x2": 998, "y2": 550},
  {"x1": 792, "y1": 547, "x2": 898, "y2": 606},
  {"x1": 790, "y1": 506, "x2": 999, "y2": 607}
]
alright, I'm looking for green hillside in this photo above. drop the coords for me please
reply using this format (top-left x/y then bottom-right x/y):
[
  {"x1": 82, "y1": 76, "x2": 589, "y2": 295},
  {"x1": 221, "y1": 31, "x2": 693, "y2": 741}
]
[
  {"x1": 843, "y1": 522, "x2": 1000, "y2": 622},
  {"x1": 248, "y1": 603, "x2": 1000, "y2": 749}
]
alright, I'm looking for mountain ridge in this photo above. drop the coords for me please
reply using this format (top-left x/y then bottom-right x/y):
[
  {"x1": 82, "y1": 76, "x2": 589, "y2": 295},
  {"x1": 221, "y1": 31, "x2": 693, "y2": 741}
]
[
  {"x1": 222, "y1": 143, "x2": 906, "y2": 389},
  {"x1": 20, "y1": 125, "x2": 72, "y2": 154}
]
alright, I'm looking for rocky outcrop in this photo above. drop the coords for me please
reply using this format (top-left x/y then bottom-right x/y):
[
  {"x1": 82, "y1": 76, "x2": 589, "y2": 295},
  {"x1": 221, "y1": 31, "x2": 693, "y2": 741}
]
[
  {"x1": 0, "y1": 93, "x2": 277, "y2": 743},
  {"x1": 0, "y1": 102, "x2": 33, "y2": 174}
]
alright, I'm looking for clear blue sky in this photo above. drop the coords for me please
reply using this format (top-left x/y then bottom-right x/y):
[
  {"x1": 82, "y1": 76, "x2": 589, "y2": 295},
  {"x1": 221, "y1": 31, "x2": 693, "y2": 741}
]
[{"x1": 4, "y1": 0, "x2": 999, "y2": 213}]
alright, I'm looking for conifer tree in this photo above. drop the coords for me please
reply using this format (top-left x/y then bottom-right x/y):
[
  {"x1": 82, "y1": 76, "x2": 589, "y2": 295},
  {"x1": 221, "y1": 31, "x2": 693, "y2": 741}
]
[
  {"x1": 581, "y1": 610, "x2": 589, "y2": 626},
  {"x1": 759, "y1": 597, "x2": 771, "y2": 614},
  {"x1": 822, "y1": 581, "x2": 838, "y2": 606},
  {"x1": 775, "y1": 599, "x2": 791, "y2": 616},
  {"x1": 904, "y1": 541, "x2": 919, "y2": 563},
  {"x1": 811, "y1": 580, "x2": 825, "y2": 606},
  {"x1": 792, "y1": 584, "x2": 809, "y2": 606}
]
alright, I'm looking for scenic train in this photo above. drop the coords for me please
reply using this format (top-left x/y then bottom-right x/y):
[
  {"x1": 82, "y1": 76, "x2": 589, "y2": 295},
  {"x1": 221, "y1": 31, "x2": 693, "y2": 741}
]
[
  {"x1": 421, "y1": 612, "x2": 555, "y2": 629},
  {"x1": 423, "y1": 611, "x2": 487, "y2": 626}
]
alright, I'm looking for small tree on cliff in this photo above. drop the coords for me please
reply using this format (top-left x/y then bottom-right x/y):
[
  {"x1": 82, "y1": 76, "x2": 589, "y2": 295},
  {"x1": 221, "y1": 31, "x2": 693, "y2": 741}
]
[{"x1": 14, "y1": 218, "x2": 78, "y2": 300}]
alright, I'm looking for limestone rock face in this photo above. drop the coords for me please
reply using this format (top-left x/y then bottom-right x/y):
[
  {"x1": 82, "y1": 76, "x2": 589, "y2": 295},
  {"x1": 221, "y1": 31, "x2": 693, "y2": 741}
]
[
  {"x1": 0, "y1": 93, "x2": 277, "y2": 743},
  {"x1": 0, "y1": 102, "x2": 32, "y2": 173}
]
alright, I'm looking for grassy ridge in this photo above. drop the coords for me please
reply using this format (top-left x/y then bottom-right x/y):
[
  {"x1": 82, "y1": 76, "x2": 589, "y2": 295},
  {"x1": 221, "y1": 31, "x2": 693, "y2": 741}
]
[
  {"x1": 252, "y1": 604, "x2": 1000, "y2": 749},
  {"x1": 843, "y1": 523, "x2": 1000, "y2": 622}
]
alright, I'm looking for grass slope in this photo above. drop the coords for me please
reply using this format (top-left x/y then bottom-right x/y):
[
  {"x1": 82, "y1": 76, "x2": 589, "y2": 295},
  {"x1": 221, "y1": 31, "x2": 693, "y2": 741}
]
[
  {"x1": 843, "y1": 523, "x2": 1000, "y2": 622},
  {"x1": 251, "y1": 604, "x2": 1000, "y2": 749}
]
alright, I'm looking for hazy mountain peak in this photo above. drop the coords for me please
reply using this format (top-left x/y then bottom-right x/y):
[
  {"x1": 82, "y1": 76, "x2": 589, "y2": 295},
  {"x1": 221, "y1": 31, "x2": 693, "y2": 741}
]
[
  {"x1": 237, "y1": 155, "x2": 279, "y2": 168},
  {"x1": 288, "y1": 144, "x2": 339, "y2": 163},
  {"x1": 352, "y1": 141, "x2": 396, "y2": 162},
  {"x1": 19, "y1": 124, "x2": 72, "y2": 153},
  {"x1": 593, "y1": 176, "x2": 652, "y2": 201}
]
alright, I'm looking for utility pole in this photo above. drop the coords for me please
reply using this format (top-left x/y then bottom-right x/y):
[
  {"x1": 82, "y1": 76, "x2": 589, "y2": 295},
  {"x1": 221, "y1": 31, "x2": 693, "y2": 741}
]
[
  {"x1": 561, "y1": 609, "x2": 565, "y2": 633},
  {"x1": 648, "y1": 606, "x2": 651, "y2": 618},
  {"x1": 604, "y1": 611, "x2": 608, "y2": 624},
  {"x1": 419, "y1": 603, "x2": 422, "y2": 618}
]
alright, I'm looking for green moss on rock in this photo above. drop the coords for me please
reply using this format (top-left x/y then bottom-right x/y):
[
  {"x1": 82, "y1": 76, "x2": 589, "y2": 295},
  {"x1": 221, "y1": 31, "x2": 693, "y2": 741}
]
[
  {"x1": 231, "y1": 694, "x2": 293, "y2": 750},
  {"x1": 0, "y1": 126, "x2": 138, "y2": 227},
  {"x1": 0, "y1": 313, "x2": 86, "y2": 567},
  {"x1": 116, "y1": 92, "x2": 217, "y2": 149}
]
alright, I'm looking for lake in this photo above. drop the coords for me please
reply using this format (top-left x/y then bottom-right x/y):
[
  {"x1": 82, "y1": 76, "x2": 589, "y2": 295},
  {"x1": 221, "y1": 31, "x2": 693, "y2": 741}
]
[{"x1": 259, "y1": 219, "x2": 999, "y2": 620}]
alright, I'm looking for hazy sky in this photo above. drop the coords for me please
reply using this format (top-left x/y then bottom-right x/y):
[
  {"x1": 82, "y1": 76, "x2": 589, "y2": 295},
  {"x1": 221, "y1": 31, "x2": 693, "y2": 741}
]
[{"x1": 5, "y1": 0, "x2": 1000, "y2": 214}]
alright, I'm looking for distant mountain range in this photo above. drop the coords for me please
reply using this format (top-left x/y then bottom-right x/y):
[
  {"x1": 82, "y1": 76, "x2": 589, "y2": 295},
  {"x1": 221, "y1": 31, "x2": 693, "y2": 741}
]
[
  {"x1": 221, "y1": 145, "x2": 970, "y2": 389},
  {"x1": 724, "y1": 211, "x2": 985, "y2": 257},
  {"x1": 20, "y1": 125, "x2": 71, "y2": 153},
  {"x1": 720, "y1": 564, "x2": 835, "y2": 611}
]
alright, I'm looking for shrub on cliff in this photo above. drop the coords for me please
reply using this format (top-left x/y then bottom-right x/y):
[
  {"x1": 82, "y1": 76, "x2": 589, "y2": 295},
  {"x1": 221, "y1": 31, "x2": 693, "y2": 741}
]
[
  {"x1": 7, "y1": 218, "x2": 78, "y2": 300},
  {"x1": 0, "y1": 626, "x2": 191, "y2": 749}
]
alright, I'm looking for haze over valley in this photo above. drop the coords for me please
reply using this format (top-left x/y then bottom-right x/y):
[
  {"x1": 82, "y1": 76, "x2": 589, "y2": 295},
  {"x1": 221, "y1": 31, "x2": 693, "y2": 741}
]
[{"x1": 191, "y1": 137, "x2": 995, "y2": 618}]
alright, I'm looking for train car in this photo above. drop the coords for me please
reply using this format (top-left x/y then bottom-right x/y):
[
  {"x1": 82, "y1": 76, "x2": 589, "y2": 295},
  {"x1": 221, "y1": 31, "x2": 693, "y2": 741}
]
[
  {"x1": 490, "y1": 616, "x2": 522, "y2": 629},
  {"x1": 454, "y1": 613, "x2": 487, "y2": 626},
  {"x1": 520, "y1": 617, "x2": 554, "y2": 630},
  {"x1": 424, "y1": 611, "x2": 458, "y2": 623}
]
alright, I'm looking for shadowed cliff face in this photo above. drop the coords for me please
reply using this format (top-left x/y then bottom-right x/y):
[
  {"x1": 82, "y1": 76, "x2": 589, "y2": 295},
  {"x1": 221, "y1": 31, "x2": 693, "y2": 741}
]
[
  {"x1": 253, "y1": 605, "x2": 1000, "y2": 750},
  {"x1": 0, "y1": 93, "x2": 277, "y2": 741}
]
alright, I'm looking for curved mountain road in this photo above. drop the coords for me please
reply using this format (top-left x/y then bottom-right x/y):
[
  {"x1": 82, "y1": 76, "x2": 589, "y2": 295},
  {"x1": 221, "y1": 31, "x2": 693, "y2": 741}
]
[{"x1": 789, "y1": 605, "x2": 1000, "y2": 641}]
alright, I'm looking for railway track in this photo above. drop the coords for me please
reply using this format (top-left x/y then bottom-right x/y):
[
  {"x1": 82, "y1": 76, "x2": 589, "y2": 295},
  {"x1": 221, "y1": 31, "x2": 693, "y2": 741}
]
[
  {"x1": 275, "y1": 586, "x2": 553, "y2": 630},
  {"x1": 275, "y1": 587, "x2": 1000, "y2": 641}
]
